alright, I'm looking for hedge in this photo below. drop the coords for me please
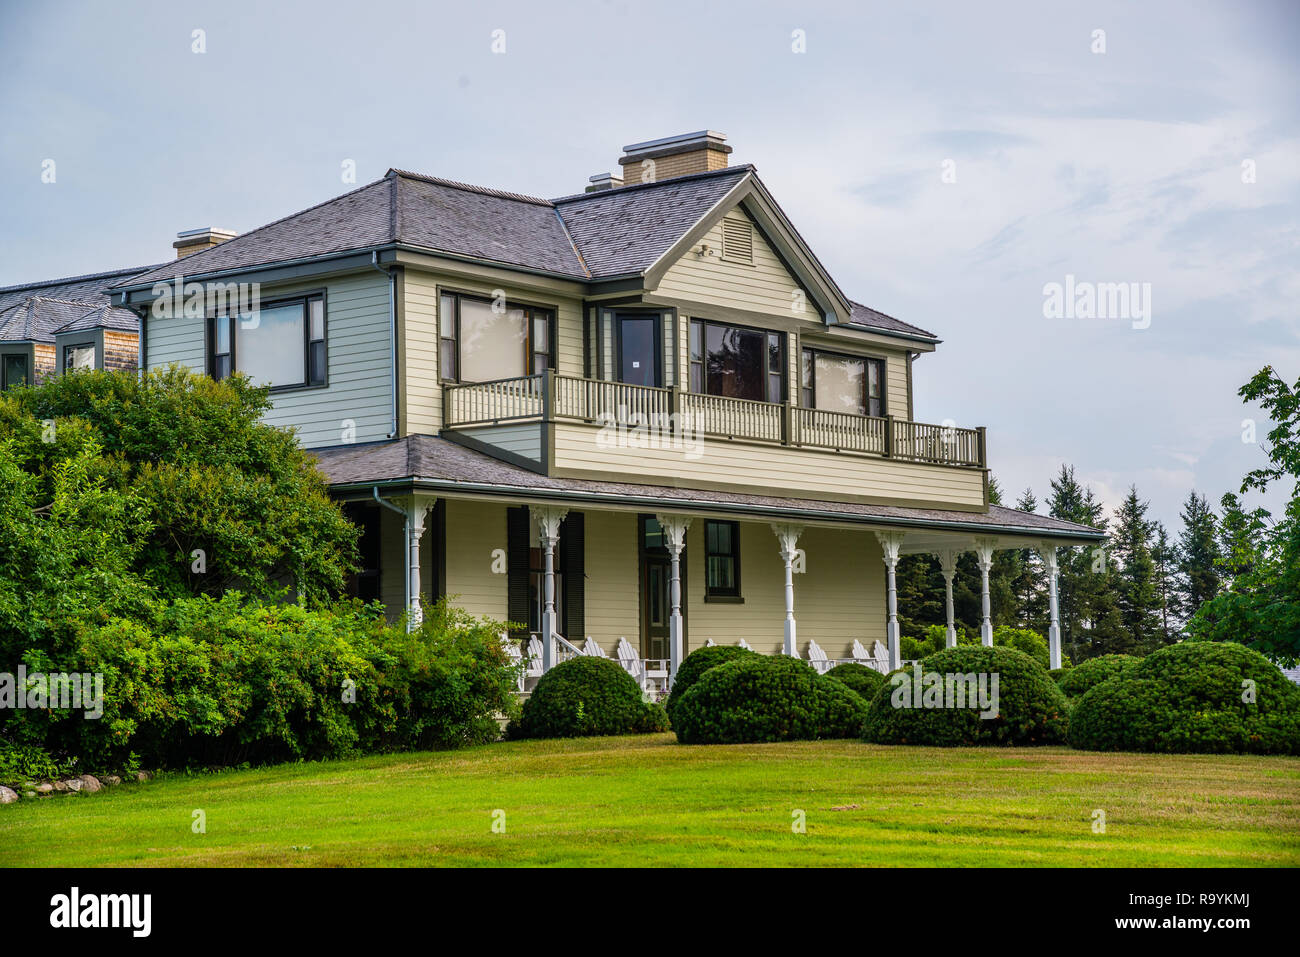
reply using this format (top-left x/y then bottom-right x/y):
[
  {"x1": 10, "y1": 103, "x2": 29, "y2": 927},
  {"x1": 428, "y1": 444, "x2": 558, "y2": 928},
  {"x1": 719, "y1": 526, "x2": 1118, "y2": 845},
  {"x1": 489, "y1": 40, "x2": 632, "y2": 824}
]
[
  {"x1": 1055, "y1": 654, "x2": 1141, "y2": 699},
  {"x1": 824, "y1": 663, "x2": 887, "y2": 702},
  {"x1": 665, "y1": 645, "x2": 758, "y2": 724},
  {"x1": 508, "y1": 656, "x2": 669, "y2": 739}
]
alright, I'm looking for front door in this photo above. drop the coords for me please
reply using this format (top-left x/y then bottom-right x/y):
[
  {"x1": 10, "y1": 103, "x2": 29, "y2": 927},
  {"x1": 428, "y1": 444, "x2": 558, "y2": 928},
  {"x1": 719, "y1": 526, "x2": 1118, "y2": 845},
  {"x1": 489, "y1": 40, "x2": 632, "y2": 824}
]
[
  {"x1": 638, "y1": 516, "x2": 682, "y2": 662},
  {"x1": 617, "y1": 314, "x2": 661, "y2": 387}
]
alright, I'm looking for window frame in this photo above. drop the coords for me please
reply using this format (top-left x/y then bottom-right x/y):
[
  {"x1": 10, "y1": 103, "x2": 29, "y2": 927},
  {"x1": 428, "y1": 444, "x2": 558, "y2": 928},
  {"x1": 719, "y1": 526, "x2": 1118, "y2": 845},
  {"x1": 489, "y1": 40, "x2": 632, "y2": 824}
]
[
  {"x1": 703, "y1": 519, "x2": 743, "y2": 602},
  {"x1": 62, "y1": 341, "x2": 97, "y2": 373},
  {"x1": 613, "y1": 310, "x2": 663, "y2": 387},
  {"x1": 437, "y1": 290, "x2": 556, "y2": 384},
  {"x1": 688, "y1": 317, "x2": 786, "y2": 404},
  {"x1": 207, "y1": 290, "x2": 328, "y2": 392},
  {"x1": 1, "y1": 350, "x2": 31, "y2": 390},
  {"x1": 800, "y1": 346, "x2": 886, "y2": 418}
]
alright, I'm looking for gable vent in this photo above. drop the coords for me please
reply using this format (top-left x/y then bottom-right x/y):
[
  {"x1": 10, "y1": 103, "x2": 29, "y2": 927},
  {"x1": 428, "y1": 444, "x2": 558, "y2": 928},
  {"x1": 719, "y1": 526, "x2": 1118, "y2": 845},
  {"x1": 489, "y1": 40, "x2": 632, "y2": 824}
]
[{"x1": 721, "y1": 218, "x2": 754, "y2": 264}]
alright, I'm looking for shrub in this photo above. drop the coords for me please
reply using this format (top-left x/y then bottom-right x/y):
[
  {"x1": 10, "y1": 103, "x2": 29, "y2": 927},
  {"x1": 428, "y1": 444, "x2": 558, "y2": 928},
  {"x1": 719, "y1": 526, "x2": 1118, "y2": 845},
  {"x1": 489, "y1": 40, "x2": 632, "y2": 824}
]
[
  {"x1": 1055, "y1": 654, "x2": 1140, "y2": 699},
  {"x1": 862, "y1": 645, "x2": 1069, "y2": 746},
  {"x1": 1069, "y1": 642, "x2": 1300, "y2": 754},
  {"x1": 509, "y1": 656, "x2": 667, "y2": 739},
  {"x1": 672, "y1": 655, "x2": 869, "y2": 744},
  {"x1": 0, "y1": 741, "x2": 71, "y2": 787},
  {"x1": 824, "y1": 663, "x2": 887, "y2": 702},
  {"x1": 665, "y1": 645, "x2": 758, "y2": 723}
]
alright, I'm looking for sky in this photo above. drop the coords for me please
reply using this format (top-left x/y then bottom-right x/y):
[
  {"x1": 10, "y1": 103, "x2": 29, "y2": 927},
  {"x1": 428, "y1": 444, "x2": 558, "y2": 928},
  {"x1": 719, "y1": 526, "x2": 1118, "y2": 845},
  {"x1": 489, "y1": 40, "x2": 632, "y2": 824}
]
[{"x1": 1, "y1": 0, "x2": 1296, "y2": 533}]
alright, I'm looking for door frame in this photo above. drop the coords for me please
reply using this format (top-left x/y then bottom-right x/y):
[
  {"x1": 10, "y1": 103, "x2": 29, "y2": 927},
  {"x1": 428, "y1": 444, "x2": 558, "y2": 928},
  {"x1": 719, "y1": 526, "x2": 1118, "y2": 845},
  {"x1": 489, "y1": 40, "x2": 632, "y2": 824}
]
[
  {"x1": 614, "y1": 311, "x2": 663, "y2": 387},
  {"x1": 636, "y1": 514, "x2": 687, "y2": 660}
]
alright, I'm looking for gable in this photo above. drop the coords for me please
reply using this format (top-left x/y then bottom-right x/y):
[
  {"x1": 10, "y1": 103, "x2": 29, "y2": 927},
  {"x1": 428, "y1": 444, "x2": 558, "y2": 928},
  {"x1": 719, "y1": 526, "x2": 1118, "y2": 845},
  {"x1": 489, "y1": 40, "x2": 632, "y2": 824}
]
[{"x1": 652, "y1": 206, "x2": 820, "y2": 321}]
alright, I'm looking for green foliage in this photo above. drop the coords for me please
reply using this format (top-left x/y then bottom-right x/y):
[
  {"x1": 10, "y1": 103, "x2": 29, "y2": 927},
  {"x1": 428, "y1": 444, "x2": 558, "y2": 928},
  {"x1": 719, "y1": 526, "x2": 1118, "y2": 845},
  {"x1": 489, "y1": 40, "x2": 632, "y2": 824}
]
[
  {"x1": 1, "y1": 597, "x2": 518, "y2": 771},
  {"x1": 672, "y1": 655, "x2": 869, "y2": 744},
  {"x1": 665, "y1": 644, "x2": 758, "y2": 724},
  {"x1": 823, "y1": 663, "x2": 887, "y2": 701},
  {"x1": 1069, "y1": 642, "x2": 1300, "y2": 754},
  {"x1": 862, "y1": 645, "x2": 1069, "y2": 747},
  {"x1": 509, "y1": 656, "x2": 667, "y2": 739},
  {"x1": 991, "y1": 625, "x2": 1052, "y2": 669},
  {"x1": 1054, "y1": 654, "x2": 1141, "y2": 699},
  {"x1": 0, "y1": 740, "x2": 72, "y2": 786}
]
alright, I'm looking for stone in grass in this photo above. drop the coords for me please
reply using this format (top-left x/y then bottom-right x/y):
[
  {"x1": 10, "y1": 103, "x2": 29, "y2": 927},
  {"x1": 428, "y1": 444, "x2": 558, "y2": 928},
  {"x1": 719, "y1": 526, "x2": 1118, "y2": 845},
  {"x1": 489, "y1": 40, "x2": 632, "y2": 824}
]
[
  {"x1": 52, "y1": 780, "x2": 68, "y2": 792},
  {"x1": 103, "y1": 775, "x2": 121, "y2": 786},
  {"x1": 34, "y1": 782, "x2": 54, "y2": 795},
  {"x1": 0, "y1": 786, "x2": 17, "y2": 804},
  {"x1": 62, "y1": 778, "x2": 83, "y2": 793},
  {"x1": 77, "y1": 775, "x2": 102, "y2": 793},
  {"x1": 134, "y1": 771, "x2": 150, "y2": 783}
]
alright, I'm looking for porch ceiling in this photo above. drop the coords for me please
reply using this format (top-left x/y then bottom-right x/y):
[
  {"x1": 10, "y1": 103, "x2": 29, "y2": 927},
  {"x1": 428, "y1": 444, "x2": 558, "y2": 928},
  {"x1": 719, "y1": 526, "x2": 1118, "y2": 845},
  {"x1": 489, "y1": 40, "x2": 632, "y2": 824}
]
[{"x1": 311, "y1": 434, "x2": 1103, "y2": 548}]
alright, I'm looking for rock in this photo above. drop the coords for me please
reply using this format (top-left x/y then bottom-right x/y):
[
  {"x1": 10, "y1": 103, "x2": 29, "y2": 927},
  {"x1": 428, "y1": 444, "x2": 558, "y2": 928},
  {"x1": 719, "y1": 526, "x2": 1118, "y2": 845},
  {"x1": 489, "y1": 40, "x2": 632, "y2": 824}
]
[
  {"x1": 51, "y1": 780, "x2": 68, "y2": 792},
  {"x1": 23, "y1": 791, "x2": 36, "y2": 800},
  {"x1": 34, "y1": 782, "x2": 54, "y2": 795},
  {"x1": 78, "y1": 774, "x2": 102, "y2": 793},
  {"x1": 62, "y1": 778, "x2": 83, "y2": 792},
  {"x1": 134, "y1": 771, "x2": 150, "y2": 782},
  {"x1": 103, "y1": 775, "x2": 121, "y2": 786},
  {"x1": 0, "y1": 786, "x2": 18, "y2": 804}
]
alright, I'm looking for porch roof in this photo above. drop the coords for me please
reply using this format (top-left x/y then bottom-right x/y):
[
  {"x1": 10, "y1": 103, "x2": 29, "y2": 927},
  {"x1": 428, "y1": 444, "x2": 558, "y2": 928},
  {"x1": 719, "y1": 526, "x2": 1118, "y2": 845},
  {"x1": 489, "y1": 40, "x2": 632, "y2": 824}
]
[{"x1": 311, "y1": 435, "x2": 1104, "y2": 547}]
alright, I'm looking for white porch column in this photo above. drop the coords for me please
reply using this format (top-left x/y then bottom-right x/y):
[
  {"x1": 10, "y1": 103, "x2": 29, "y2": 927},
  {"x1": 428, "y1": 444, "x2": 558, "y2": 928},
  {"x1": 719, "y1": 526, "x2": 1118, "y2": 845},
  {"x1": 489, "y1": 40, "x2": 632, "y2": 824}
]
[
  {"x1": 974, "y1": 537, "x2": 998, "y2": 646},
  {"x1": 939, "y1": 549, "x2": 959, "y2": 647},
  {"x1": 1042, "y1": 546, "x2": 1062, "y2": 669},
  {"x1": 403, "y1": 495, "x2": 436, "y2": 631},
  {"x1": 656, "y1": 514, "x2": 692, "y2": 680},
  {"x1": 875, "y1": 531, "x2": 906, "y2": 670},
  {"x1": 531, "y1": 505, "x2": 568, "y2": 671},
  {"x1": 771, "y1": 524, "x2": 805, "y2": 657}
]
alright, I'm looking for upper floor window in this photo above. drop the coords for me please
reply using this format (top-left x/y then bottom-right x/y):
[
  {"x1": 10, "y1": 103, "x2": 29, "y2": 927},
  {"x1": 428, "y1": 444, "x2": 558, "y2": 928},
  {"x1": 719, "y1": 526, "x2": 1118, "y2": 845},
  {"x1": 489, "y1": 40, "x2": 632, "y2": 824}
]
[
  {"x1": 439, "y1": 292, "x2": 554, "y2": 383},
  {"x1": 208, "y1": 294, "x2": 326, "y2": 390},
  {"x1": 689, "y1": 319, "x2": 783, "y2": 404},
  {"x1": 801, "y1": 348, "x2": 884, "y2": 417},
  {"x1": 63, "y1": 343, "x2": 95, "y2": 373},
  {"x1": 1, "y1": 353, "x2": 29, "y2": 390}
]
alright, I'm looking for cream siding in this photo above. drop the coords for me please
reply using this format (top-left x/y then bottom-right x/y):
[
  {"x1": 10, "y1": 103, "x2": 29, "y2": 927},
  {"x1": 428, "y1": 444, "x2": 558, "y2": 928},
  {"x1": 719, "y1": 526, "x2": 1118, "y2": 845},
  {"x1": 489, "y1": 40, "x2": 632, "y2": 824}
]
[
  {"x1": 443, "y1": 499, "x2": 509, "y2": 621},
  {"x1": 581, "y1": 510, "x2": 641, "y2": 645}
]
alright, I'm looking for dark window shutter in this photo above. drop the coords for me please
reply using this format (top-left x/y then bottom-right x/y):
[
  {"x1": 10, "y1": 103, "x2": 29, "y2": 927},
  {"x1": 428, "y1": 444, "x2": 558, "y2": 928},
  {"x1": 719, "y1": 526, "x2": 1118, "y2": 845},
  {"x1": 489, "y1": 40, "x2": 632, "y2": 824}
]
[
  {"x1": 560, "y1": 511, "x2": 584, "y2": 640},
  {"x1": 507, "y1": 506, "x2": 531, "y2": 637}
]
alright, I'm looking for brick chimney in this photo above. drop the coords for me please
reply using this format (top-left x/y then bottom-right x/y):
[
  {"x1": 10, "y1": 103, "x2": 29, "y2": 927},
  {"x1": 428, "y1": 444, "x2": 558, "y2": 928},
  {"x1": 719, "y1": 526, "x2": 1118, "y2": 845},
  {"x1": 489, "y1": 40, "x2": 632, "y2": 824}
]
[
  {"x1": 174, "y1": 227, "x2": 237, "y2": 259},
  {"x1": 617, "y1": 131, "x2": 730, "y2": 185},
  {"x1": 585, "y1": 172, "x2": 624, "y2": 193}
]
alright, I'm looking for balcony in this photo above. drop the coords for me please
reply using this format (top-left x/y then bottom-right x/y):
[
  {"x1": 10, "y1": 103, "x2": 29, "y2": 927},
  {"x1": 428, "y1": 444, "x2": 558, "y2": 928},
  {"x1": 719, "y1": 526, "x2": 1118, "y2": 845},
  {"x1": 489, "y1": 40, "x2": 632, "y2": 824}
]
[{"x1": 442, "y1": 371, "x2": 986, "y2": 469}]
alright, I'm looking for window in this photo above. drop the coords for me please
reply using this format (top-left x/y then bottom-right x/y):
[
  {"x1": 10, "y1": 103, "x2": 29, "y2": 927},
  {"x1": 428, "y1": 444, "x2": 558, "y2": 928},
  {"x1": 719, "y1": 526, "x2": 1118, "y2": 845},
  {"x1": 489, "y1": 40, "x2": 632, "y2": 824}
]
[
  {"x1": 704, "y1": 520, "x2": 741, "y2": 599},
  {"x1": 1, "y1": 353, "x2": 29, "y2": 390},
  {"x1": 438, "y1": 292, "x2": 554, "y2": 383},
  {"x1": 208, "y1": 294, "x2": 326, "y2": 390},
  {"x1": 63, "y1": 343, "x2": 96, "y2": 373},
  {"x1": 689, "y1": 319, "x2": 784, "y2": 403},
  {"x1": 801, "y1": 348, "x2": 884, "y2": 417}
]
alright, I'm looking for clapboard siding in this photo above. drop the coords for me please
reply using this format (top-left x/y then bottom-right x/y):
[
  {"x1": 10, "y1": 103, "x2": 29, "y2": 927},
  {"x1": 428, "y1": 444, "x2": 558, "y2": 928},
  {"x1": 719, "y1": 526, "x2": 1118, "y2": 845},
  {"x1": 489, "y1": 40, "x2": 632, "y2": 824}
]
[
  {"x1": 443, "y1": 499, "x2": 510, "y2": 621},
  {"x1": 456, "y1": 423, "x2": 543, "y2": 465}
]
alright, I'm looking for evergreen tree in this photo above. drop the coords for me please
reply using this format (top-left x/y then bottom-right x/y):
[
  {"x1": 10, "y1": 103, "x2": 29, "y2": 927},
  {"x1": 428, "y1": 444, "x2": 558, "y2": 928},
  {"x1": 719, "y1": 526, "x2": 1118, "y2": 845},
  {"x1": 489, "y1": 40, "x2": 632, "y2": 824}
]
[
  {"x1": 1175, "y1": 490, "x2": 1221, "y2": 620},
  {"x1": 1047, "y1": 465, "x2": 1111, "y2": 660},
  {"x1": 1109, "y1": 486, "x2": 1161, "y2": 654},
  {"x1": 1010, "y1": 488, "x2": 1046, "y2": 629},
  {"x1": 1150, "y1": 521, "x2": 1178, "y2": 645}
]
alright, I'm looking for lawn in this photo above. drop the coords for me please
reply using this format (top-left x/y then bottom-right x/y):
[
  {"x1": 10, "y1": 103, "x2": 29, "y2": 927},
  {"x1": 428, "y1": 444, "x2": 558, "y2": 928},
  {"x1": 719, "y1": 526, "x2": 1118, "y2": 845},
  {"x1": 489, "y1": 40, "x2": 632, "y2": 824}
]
[{"x1": 2, "y1": 735, "x2": 1298, "y2": 867}]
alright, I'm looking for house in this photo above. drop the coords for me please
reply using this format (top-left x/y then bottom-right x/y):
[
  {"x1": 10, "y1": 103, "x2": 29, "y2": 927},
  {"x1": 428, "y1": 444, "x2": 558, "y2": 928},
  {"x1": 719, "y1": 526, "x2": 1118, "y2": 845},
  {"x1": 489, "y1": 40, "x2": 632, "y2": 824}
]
[
  {"x1": 0, "y1": 265, "x2": 154, "y2": 388},
  {"x1": 99, "y1": 130, "x2": 1101, "y2": 677}
]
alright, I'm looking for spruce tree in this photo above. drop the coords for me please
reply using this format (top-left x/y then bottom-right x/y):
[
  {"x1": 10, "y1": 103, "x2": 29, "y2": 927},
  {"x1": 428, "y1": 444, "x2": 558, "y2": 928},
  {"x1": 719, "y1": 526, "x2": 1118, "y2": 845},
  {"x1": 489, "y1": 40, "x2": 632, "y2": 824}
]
[
  {"x1": 1110, "y1": 486, "x2": 1162, "y2": 654},
  {"x1": 1175, "y1": 490, "x2": 1221, "y2": 620},
  {"x1": 1150, "y1": 521, "x2": 1178, "y2": 645}
]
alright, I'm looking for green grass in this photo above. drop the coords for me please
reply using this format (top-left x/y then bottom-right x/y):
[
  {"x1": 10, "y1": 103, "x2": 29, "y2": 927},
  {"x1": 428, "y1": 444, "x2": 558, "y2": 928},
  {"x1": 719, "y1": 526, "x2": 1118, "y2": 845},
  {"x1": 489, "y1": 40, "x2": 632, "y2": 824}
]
[{"x1": 3, "y1": 735, "x2": 1298, "y2": 867}]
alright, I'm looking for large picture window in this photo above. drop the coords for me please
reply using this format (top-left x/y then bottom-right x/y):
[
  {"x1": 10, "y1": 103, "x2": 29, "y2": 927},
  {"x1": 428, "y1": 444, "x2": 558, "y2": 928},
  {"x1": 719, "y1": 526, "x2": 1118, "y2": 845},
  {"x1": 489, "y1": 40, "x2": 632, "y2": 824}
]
[
  {"x1": 208, "y1": 294, "x2": 326, "y2": 390},
  {"x1": 439, "y1": 292, "x2": 554, "y2": 383},
  {"x1": 689, "y1": 319, "x2": 783, "y2": 403},
  {"x1": 801, "y1": 348, "x2": 884, "y2": 417}
]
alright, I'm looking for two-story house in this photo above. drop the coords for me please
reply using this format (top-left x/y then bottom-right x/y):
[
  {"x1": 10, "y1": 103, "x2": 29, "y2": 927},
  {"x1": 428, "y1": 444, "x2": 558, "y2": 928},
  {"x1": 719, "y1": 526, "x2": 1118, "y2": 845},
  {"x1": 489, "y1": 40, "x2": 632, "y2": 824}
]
[{"x1": 100, "y1": 130, "x2": 1101, "y2": 679}]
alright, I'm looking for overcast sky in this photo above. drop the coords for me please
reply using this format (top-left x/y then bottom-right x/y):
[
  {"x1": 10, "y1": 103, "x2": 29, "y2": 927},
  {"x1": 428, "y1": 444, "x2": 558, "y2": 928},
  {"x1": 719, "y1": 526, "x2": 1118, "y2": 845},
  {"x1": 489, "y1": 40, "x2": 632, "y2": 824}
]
[{"x1": 2, "y1": 0, "x2": 1296, "y2": 532}]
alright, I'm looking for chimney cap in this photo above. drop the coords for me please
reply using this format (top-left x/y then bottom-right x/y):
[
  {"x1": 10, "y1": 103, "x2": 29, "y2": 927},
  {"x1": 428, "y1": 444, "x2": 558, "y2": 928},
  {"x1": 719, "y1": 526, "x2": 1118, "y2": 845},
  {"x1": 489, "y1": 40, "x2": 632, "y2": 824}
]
[
  {"x1": 174, "y1": 226, "x2": 238, "y2": 247},
  {"x1": 585, "y1": 172, "x2": 625, "y2": 192},
  {"x1": 620, "y1": 130, "x2": 729, "y2": 157}
]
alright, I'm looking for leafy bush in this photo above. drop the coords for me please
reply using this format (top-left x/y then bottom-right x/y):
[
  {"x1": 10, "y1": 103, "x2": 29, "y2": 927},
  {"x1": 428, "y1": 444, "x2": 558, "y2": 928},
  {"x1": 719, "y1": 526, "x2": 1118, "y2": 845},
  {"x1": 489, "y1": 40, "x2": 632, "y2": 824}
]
[
  {"x1": 1055, "y1": 654, "x2": 1140, "y2": 699},
  {"x1": 665, "y1": 645, "x2": 758, "y2": 723},
  {"x1": 862, "y1": 645, "x2": 1069, "y2": 746},
  {"x1": 0, "y1": 741, "x2": 71, "y2": 787},
  {"x1": 508, "y1": 656, "x2": 667, "y2": 739},
  {"x1": 1069, "y1": 642, "x2": 1300, "y2": 754},
  {"x1": 0, "y1": 596, "x2": 519, "y2": 771},
  {"x1": 672, "y1": 655, "x2": 869, "y2": 744},
  {"x1": 824, "y1": 663, "x2": 887, "y2": 702}
]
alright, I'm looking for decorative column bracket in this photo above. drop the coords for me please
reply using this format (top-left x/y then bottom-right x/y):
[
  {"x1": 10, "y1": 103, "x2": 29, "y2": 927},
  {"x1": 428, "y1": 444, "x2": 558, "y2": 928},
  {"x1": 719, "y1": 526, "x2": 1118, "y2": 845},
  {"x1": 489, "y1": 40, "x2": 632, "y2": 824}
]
[
  {"x1": 973, "y1": 536, "x2": 998, "y2": 647},
  {"x1": 656, "y1": 514, "x2": 692, "y2": 682},
  {"x1": 875, "y1": 531, "x2": 906, "y2": 671},
  {"x1": 771, "y1": 523, "x2": 804, "y2": 658},
  {"x1": 938, "y1": 548, "x2": 959, "y2": 648},
  {"x1": 531, "y1": 505, "x2": 568, "y2": 672},
  {"x1": 1041, "y1": 545, "x2": 1062, "y2": 670},
  {"x1": 400, "y1": 494, "x2": 437, "y2": 632}
]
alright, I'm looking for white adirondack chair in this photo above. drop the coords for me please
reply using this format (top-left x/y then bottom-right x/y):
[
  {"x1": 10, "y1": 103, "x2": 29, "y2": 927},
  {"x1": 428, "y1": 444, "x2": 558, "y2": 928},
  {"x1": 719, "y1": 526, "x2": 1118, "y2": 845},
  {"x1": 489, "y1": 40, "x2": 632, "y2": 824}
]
[
  {"x1": 738, "y1": 638, "x2": 752, "y2": 650},
  {"x1": 583, "y1": 636, "x2": 608, "y2": 658},
  {"x1": 869, "y1": 640, "x2": 889, "y2": 672},
  {"x1": 806, "y1": 639, "x2": 832, "y2": 674},
  {"x1": 616, "y1": 637, "x2": 642, "y2": 678},
  {"x1": 851, "y1": 639, "x2": 872, "y2": 664},
  {"x1": 704, "y1": 638, "x2": 716, "y2": 647},
  {"x1": 504, "y1": 636, "x2": 526, "y2": 691},
  {"x1": 526, "y1": 636, "x2": 544, "y2": 676}
]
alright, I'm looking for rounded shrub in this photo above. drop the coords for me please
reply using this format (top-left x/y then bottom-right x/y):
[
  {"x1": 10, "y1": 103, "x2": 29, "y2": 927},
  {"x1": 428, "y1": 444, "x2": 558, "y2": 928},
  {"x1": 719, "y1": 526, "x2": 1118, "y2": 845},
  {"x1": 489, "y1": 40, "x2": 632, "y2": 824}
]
[
  {"x1": 824, "y1": 663, "x2": 887, "y2": 702},
  {"x1": 509, "y1": 656, "x2": 667, "y2": 739},
  {"x1": 862, "y1": 645, "x2": 1069, "y2": 746},
  {"x1": 665, "y1": 644, "x2": 758, "y2": 724},
  {"x1": 1055, "y1": 654, "x2": 1140, "y2": 699},
  {"x1": 1069, "y1": 642, "x2": 1300, "y2": 755},
  {"x1": 672, "y1": 654, "x2": 868, "y2": 744}
]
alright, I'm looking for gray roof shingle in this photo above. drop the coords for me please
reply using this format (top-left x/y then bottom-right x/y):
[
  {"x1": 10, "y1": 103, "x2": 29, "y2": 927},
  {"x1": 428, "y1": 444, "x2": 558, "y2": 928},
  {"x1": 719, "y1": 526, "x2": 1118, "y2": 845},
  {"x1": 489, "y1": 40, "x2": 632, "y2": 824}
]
[
  {"x1": 849, "y1": 301, "x2": 937, "y2": 341},
  {"x1": 311, "y1": 434, "x2": 1104, "y2": 541},
  {"x1": 0, "y1": 296, "x2": 141, "y2": 343},
  {"x1": 0, "y1": 264, "x2": 160, "y2": 313}
]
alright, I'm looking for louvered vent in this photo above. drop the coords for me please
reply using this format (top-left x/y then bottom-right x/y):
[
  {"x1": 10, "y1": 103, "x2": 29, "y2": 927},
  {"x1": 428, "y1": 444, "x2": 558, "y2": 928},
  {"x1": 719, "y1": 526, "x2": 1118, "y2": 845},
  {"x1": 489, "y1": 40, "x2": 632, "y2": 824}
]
[{"x1": 722, "y1": 218, "x2": 754, "y2": 264}]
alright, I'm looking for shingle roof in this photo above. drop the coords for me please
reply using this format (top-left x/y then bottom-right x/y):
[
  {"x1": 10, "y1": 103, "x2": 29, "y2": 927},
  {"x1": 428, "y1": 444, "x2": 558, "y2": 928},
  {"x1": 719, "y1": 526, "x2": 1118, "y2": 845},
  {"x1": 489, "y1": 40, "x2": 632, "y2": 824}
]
[
  {"x1": 553, "y1": 166, "x2": 751, "y2": 277},
  {"x1": 0, "y1": 296, "x2": 140, "y2": 343},
  {"x1": 0, "y1": 264, "x2": 160, "y2": 313},
  {"x1": 311, "y1": 434, "x2": 1104, "y2": 541},
  {"x1": 849, "y1": 301, "x2": 937, "y2": 341}
]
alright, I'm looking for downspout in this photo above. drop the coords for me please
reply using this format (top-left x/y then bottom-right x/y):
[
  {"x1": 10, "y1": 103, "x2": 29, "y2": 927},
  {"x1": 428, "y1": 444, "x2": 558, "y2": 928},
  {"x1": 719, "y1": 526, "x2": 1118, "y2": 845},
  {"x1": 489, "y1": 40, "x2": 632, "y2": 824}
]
[
  {"x1": 372, "y1": 486, "x2": 409, "y2": 626},
  {"x1": 371, "y1": 251, "x2": 398, "y2": 439}
]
